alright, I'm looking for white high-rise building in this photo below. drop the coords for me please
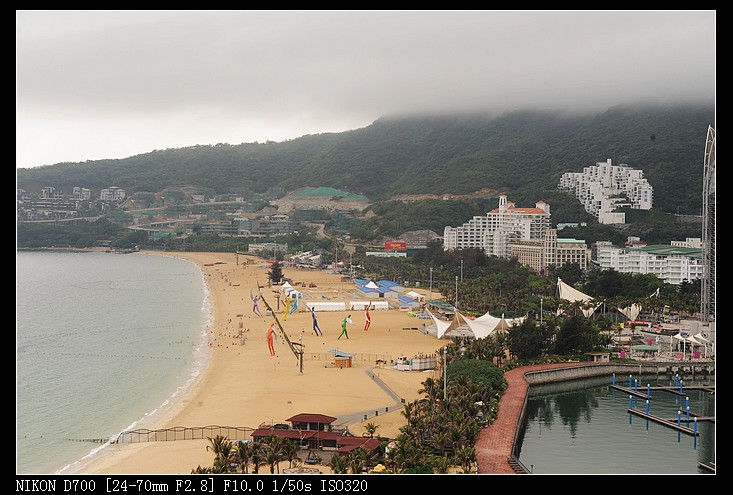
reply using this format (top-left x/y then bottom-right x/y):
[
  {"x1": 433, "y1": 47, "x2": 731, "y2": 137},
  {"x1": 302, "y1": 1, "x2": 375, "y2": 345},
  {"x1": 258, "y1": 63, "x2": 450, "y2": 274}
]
[
  {"x1": 559, "y1": 159, "x2": 653, "y2": 224},
  {"x1": 443, "y1": 194, "x2": 551, "y2": 258},
  {"x1": 100, "y1": 186, "x2": 126, "y2": 201}
]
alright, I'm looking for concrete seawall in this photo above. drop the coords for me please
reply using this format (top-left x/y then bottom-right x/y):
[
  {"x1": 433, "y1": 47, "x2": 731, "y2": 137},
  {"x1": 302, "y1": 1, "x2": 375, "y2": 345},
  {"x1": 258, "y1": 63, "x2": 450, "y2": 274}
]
[{"x1": 522, "y1": 361, "x2": 715, "y2": 386}]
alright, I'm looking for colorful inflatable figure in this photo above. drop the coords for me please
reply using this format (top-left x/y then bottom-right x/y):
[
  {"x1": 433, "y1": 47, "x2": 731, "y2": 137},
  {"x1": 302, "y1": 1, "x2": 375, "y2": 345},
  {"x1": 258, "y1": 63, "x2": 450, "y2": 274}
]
[
  {"x1": 311, "y1": 306, "x2": 322, "y2": 336},
  {"x1": 282, "y1": 297, "x2": 291, "y2": 321},
  {"x1": 289, "y1": 292, "x2": 300, "y2": 316},
  {"x1": 338, "y1": 315, "x2": 354, "y2": 340},
  {"x1": 364, "y1": 305, "x2": 371, "y2": 331},
  {"x1": 251, "y1": 289, "x2": 263, "y2": 318},
  {"x1": 266, "y1": 322, "x2": 277, "y2": 356}
]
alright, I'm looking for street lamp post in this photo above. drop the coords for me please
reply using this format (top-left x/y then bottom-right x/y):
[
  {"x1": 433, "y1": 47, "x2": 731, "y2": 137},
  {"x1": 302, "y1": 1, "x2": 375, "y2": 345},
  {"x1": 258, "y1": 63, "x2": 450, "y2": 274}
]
[
  {"x1": 443, "y1": 346, "x2": 447, "y2": 400},
  {"x1": 540, "y1": 298, "x2": 543, "y2": 324},
  {"x1": 455, "y1": 276, "x2": 458, "y2": 310},
  {"x1": 460, "y1": 260, "x2": 463, "y2": 282},
  {"x1": 429, "y1": 268, "x2": 433, "y2": 301}
]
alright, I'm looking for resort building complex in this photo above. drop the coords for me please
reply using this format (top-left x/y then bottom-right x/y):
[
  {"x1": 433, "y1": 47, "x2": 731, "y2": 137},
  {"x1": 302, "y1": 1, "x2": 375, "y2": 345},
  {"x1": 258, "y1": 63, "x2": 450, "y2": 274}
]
[
  {"x1": 443, "y1": 194, "x2": 551, "y2": 258},
  {"x1": 558, "y1": 158, "x2": 653, "y2": 224},
  {"x1": 443, "y1": 194, "x2": 587, "y2": 274},
  {"x1": 593, "y1": 239, "x2": 703, "y2": 285}
]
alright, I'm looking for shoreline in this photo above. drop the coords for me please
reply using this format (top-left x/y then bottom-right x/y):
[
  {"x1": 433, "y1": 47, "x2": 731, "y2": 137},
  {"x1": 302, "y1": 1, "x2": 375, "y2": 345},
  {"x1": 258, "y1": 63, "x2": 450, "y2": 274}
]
[{"x1": 67, "y1": 251, "x2": 445, "y2": 474}]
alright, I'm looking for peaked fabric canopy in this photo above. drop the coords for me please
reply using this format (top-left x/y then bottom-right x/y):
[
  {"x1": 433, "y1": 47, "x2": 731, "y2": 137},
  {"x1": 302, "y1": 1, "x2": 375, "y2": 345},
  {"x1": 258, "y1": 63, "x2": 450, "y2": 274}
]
[
  {"x1": 557, "y1": 278, "x2": 600, "y2": 317},
  {"x1": 426, "y1": 309, "x2": 525, "y2": 339},
  {"x1": 426, "y1": 309, "x2": 453, "y2": 339},
  {"x1": 619, "y1": 303, "x2": 642, "y2": 321},
  {"x1": 673, "y1": 332, "x2": 701, "y2": 345}
]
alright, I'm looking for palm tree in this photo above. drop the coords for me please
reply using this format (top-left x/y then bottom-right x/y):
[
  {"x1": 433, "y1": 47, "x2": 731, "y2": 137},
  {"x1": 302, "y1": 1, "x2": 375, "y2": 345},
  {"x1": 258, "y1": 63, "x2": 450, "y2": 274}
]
[
  {"x1": 431, "y1": 454, "x2": 451, "y2": 474},
  {"x1": 348, "y1": 457, "x2": 364, "y2": 474},
  {"x1": 456, "y1": 446, "x2": 476, "y2": 473},
  {"x1": 231, "y1": 441, "x2": 251, "y2": 473},
  {"x1": 431, "y1": 431, "x2": 448, "y2": 457},
  {"x1": 330, "y1": 453, "x2": 350, "y2": 474},
  {"x1": 206, "y1": 435, "x2": 233, "y2": 473},
  {"x1": 447, "y1": 425, "x2": 464, "y2": 460},
  {"x1": 266, "y1": 434, "x2": 285, "y2": 473},
  {"x1": 191, "y1": 465, "x2": 213, "y2": 473},
  {"x1": 353, "y1": 446, "x2": 378, "y2": 473},
  {"x1": 249, "y1": 441, "x2": 263, "y2": 474},
  {"x1": 363, "y1": 422, "x2": 379, "y2": 438},
  {"x1": 265, "y1": 446, "x2": 280, "y2": 474},
  {"x1": 280, "y1": 439, "x2": 301, "y2": 469}
]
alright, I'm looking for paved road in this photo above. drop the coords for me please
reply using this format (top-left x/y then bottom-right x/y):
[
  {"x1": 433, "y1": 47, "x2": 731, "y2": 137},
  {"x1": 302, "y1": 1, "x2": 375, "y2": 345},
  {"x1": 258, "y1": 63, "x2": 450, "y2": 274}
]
[{"x1": 334, "y1": 367, "x2": 405, "y2": 428}]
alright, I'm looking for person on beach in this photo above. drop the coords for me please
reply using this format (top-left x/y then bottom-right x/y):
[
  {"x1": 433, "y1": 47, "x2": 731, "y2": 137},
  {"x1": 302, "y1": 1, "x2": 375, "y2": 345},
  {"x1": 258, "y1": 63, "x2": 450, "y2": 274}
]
[
  {"x1": 251, "y1": 289, "x2": 263, "y2": 317},
  {"x1": 364, "y1": 305, "x2": 371, "y2": 331},
  {"x1": 338, "y1": 315, "x2": 353, "y2": 340},
  {"x1": 311, "y1": 306, "x2": 323, "y2": 336},
  {"x1": 266, "y1": 322, "x2": 277, "y2": 356}
]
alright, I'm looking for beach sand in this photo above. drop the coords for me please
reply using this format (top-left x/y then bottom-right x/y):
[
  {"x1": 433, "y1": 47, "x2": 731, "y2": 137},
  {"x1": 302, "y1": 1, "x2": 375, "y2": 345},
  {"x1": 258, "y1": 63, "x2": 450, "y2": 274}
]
[{"x1": 70, "y1": 251, "x2": 446, "y2": 474}]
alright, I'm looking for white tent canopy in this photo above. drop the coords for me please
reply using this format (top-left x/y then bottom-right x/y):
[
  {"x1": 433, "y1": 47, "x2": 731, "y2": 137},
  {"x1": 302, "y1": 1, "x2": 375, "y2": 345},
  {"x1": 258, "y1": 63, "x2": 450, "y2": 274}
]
[
  {"x1": 365, "y1": 281, "x2": 379, "y2": 289},
  {"x1": 672, "y1": 331, "x2": 705, "y2": 359},
  {"x1": 426, "y1": 309, "x2": 453, "y2": 339},
  {"x1": 619, "y1": 303, "x2": 642, "y2": 321},
  {"x1": 557, "y1": 278, "x2": 601, "y2": 317},
  {"x1": 673, "y1": 332, "x2": 701, "y2": 345},
  {"x1": 427, "y1": 309, "x2": 525, "y2": 339},
  {"x1": 305, "y1": 301, "x2": 346, "y2": 312},
  {"x1": 404, "y1": 291, "x2": 425, "y2": 301}
]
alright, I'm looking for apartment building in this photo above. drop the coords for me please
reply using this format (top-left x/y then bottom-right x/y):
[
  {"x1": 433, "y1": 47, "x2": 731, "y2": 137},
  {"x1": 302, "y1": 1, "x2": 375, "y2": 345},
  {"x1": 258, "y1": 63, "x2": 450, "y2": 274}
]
[
  {"x1": 559, "y1": 159, "x2": 653, "y2": 224},
  {"x1": 443, "y1": 194, "x2": 551, "y2": 258},
  {"x1": 510, "y1": 228, "x2": 588, "y2": 274},
  {"x1": 594, "y1": 240, "x2": 703, "y2": 285}
]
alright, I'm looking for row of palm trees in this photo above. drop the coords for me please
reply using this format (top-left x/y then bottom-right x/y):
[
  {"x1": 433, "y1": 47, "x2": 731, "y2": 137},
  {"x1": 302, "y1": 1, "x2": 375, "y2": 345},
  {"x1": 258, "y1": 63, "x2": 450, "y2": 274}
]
[
  {"x1": 380, "y1": 372, "x2": 491, "y2": 473},
  {"x1": 195, "y1": 430, "x2": 386, "y2": 474},
  {"x1": 194, "y1": 433, "x2": 301, "y2": 474}
]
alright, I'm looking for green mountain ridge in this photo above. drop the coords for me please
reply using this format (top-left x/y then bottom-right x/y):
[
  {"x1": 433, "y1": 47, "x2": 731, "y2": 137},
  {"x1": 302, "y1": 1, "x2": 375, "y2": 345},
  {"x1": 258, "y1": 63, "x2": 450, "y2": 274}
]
[{"x1": 17, "y1": 104, "x2": 714, "y2": 217}]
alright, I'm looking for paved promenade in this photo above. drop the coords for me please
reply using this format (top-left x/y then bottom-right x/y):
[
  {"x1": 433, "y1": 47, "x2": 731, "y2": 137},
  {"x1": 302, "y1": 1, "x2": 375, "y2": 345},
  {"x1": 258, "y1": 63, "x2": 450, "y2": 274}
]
[{"x1": 475, "y1": 362, "x2": 586, "y2": 474}]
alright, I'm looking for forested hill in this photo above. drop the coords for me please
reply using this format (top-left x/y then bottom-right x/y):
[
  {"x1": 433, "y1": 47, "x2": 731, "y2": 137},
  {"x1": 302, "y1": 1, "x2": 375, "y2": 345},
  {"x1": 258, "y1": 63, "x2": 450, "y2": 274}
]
[{"x1": 17, "y1": 104, "x2": 714, "y2": 215}]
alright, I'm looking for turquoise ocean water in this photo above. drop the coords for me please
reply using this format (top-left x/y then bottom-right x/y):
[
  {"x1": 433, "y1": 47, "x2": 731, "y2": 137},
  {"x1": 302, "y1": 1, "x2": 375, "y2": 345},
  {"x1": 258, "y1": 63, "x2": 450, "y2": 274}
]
[{"x1": 16, "y1": 251, "x2": 212, "y2": 474}]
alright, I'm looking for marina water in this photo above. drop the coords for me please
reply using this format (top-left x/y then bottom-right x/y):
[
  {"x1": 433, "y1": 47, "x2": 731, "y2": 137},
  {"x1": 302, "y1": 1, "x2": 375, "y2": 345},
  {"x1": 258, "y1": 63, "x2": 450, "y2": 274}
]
[
  {"x1": 516, "y1": 374, "x2": 715, "y2": 474},
  {"x1": 16, "y1": 251, "x2": 212, "y2": 474}
]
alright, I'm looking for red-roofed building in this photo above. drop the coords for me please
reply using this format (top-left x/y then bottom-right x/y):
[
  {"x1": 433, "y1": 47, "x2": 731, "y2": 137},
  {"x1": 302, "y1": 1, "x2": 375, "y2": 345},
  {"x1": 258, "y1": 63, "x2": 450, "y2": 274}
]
[
  {"x1": 251, "y1": 413, "x2": 382, "y2": 455},
  {"x1": 444, "y1": 193, "x2": 551, "y2": 258}
]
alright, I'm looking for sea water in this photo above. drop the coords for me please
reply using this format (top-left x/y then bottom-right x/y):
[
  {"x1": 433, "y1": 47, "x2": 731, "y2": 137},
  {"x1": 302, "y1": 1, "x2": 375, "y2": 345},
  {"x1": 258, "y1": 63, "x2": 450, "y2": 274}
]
[{"x1": 16, "y1": 251, "x2": 212, "y2": 474}]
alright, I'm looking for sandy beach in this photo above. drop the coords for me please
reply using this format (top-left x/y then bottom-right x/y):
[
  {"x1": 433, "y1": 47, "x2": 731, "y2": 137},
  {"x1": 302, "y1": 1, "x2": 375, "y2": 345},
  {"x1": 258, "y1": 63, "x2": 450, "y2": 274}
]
[{"x1": 70, "y1": 251, "x2": 446, "y2": 474}]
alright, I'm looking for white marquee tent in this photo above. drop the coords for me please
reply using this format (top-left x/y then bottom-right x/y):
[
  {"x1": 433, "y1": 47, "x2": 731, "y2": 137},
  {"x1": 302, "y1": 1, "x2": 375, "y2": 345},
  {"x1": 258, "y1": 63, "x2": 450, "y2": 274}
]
[
  {"x1": 426, "y1": 309, "x2": 525, "y2": 339},
  {"x1": 305, "y1": 301, "x2": 347, "y2": 312}
]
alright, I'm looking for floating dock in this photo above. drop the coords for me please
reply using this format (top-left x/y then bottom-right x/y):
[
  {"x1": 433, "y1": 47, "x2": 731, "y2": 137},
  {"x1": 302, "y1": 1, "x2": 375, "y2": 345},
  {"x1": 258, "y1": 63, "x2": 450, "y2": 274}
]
[
  {"x1": 698, "y1": 461, "x2": 715, "y2": 473},
  {"x1": 611, "y1": 383, "x2": 715, "y2": 399}
]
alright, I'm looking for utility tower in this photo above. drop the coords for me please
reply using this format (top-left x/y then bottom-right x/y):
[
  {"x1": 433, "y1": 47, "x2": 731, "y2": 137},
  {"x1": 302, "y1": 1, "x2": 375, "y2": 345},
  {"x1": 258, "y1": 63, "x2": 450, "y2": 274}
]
[{"x1": 701, "y1": 125, "x2": 715, "y2": 322}]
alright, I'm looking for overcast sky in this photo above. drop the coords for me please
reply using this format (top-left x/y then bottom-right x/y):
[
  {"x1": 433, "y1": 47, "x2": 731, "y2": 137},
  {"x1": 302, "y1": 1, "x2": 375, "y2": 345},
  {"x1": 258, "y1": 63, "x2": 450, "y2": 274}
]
[{"x1": 16, "y1": 10, "x2": 715, "y2": 169}]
